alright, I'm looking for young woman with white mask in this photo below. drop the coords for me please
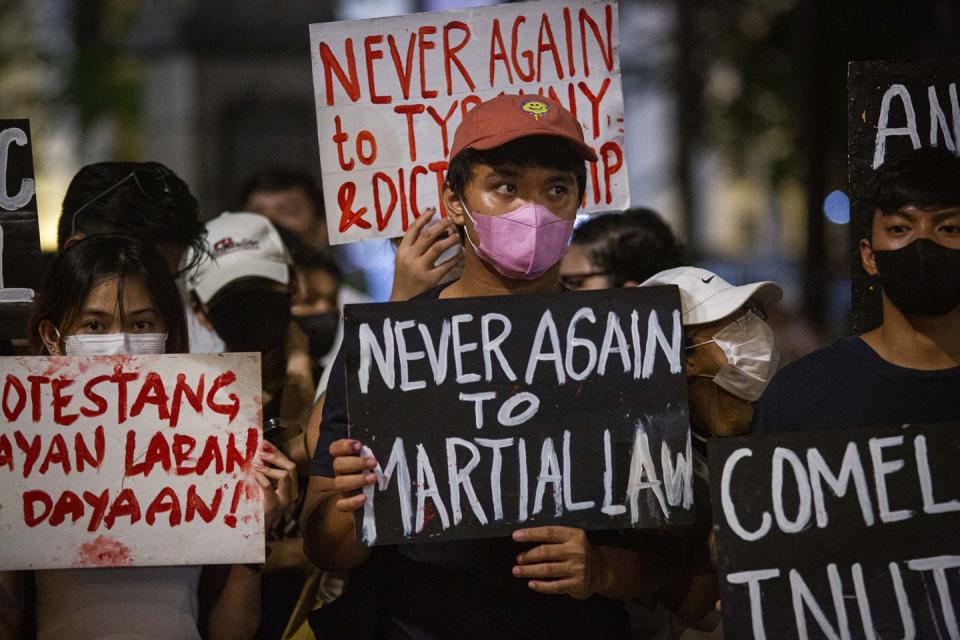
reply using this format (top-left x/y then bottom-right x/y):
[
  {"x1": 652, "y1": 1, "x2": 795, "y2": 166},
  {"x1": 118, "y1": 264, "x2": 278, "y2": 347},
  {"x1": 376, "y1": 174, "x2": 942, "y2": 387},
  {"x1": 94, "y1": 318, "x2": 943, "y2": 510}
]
[{"x1": 15, "y1": 234, "x2": 298, "y2": 640}]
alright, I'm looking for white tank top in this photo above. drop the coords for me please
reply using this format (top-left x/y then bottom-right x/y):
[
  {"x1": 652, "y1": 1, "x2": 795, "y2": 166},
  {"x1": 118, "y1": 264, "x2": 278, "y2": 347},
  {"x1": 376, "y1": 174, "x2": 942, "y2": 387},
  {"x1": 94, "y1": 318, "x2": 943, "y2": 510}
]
[{"x1": 36, "y1": 566, "x2": 203, "y2": 640}]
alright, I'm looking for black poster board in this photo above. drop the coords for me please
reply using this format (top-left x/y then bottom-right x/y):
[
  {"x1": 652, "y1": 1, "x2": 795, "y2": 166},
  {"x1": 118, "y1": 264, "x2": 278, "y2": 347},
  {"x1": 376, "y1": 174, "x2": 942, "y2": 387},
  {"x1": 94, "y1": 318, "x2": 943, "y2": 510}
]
[
  {"x1": 708, "y1": 423, "x2": 960, "y2": 639},
  {"x1": 0, "y1": 119, "x2": 41, "y2": 291},
  {"x1": 343, "y1": 287, "x2": 693, "y2": 546},
  {"x1": 847, "y1": 58, "x2": 960, "y2": 333}
]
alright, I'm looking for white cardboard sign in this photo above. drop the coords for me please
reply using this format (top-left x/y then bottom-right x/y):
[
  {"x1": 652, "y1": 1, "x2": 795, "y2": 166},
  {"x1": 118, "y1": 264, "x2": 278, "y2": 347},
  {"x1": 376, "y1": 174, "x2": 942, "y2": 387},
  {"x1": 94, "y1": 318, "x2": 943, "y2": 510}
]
[
  {"x1": 310, "y1": 0, "x2": 628, "y2": 245},
  {"x1": 0, "y1": 353, "x2": 264, "y2": 570}
]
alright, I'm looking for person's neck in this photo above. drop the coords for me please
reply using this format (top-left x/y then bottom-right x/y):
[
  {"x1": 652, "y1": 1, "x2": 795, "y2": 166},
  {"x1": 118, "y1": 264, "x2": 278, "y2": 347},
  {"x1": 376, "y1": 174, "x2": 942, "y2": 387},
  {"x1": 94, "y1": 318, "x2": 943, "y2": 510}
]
[
  {"x1": 861, "y1": 297, "x2": 960, "y2": 370},
  {"x1": 440, "y1": 248, "x2": 561, "y2": 298}
]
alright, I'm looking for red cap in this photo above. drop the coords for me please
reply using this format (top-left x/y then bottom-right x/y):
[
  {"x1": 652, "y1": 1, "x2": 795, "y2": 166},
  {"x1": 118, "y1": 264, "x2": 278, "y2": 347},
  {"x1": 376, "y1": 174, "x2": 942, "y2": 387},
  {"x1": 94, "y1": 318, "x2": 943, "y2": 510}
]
[{"x1": 449, "y1": 94, "x2": 598, "y2": 163}]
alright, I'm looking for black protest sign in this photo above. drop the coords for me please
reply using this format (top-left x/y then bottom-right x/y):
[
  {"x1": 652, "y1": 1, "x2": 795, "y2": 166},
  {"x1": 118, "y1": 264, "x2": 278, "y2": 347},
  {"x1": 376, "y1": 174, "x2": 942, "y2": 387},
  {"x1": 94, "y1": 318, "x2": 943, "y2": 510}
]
[
  {"x1": 847, "y1": 58, "x2": 960, "y2": 333},
  {"x1": 708, "y1": 422, "x2": 960, "y2": 640},
  {"x1": 0, "y1": 119, "x2": 41, "y2": 290},
  {"x1": 343, "y1": 287, "x2": 693, "y2": 546}
]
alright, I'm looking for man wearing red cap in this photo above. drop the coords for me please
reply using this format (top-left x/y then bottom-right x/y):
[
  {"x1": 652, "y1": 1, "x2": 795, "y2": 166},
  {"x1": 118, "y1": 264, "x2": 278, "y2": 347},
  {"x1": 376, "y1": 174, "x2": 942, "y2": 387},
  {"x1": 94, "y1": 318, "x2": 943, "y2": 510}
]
[{"x1": 301, "y1": 95, "x2": 642, "y2": 638}]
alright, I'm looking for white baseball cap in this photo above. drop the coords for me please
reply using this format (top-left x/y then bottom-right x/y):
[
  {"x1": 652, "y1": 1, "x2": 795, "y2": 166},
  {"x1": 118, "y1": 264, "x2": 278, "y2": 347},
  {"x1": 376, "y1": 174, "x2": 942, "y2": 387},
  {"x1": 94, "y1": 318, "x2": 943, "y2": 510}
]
[
  {"x1": 187, "y1": 212, "x2": 291, "y2": 304},
  {"x1": 641, "y1": 266, "x2": 782, "y2": 326}
]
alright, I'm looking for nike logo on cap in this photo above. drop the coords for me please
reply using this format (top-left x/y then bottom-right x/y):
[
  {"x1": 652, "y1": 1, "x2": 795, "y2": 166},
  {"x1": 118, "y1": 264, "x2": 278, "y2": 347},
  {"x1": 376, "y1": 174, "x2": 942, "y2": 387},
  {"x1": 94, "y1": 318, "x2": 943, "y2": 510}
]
[{"x1": 702, "y1": 275, "x2": 715, "y2": 284}]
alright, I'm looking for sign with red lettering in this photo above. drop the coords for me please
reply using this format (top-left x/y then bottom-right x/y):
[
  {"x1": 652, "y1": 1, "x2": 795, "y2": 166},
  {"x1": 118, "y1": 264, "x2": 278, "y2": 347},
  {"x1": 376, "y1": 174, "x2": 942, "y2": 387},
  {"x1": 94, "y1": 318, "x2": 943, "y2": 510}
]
[
  {"x1": 310, "y1": 0, "x2": 627, "y2": 244},
  {"x1": 0, "y1": 353, "x2": 264, "y2": 570}
]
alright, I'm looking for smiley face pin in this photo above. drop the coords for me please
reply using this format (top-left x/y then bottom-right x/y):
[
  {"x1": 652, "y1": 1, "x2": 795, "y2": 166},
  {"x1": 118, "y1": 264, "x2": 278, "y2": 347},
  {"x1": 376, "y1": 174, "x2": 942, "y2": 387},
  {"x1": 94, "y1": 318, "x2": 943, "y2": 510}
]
[{"x1": 521, "y1": 99, "x2": 550, "y2": 120}]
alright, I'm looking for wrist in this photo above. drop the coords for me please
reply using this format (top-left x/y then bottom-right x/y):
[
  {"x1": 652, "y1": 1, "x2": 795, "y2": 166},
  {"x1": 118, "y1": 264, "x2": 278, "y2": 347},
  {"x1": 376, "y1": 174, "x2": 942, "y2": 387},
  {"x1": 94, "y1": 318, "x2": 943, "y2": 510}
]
[{"x1": 242, "y1": 543, "x2": 273, "y2": 573}]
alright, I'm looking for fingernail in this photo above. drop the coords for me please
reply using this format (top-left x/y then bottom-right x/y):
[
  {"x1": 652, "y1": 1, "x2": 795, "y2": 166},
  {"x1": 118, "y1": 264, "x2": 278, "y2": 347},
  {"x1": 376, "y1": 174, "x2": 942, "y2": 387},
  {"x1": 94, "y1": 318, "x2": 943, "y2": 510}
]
[
  {"x1": 512, "y1": 566, "x2": 521, "y2": 577},
  {"x1": 262, "y1": 442, "x2": 274, "y2": 452},
  {"x1": 365, "y1": 457, "x2": 377, "y2": 468},
  {"x1": 351, "y1": 441, "x2": 362, "y2": 453},
  {"x1": 512, "y1": 530, "x2": 525, "y2": 541},
  {"x1": 365, "y1": 473, "x2": 376, "y2": 483}
]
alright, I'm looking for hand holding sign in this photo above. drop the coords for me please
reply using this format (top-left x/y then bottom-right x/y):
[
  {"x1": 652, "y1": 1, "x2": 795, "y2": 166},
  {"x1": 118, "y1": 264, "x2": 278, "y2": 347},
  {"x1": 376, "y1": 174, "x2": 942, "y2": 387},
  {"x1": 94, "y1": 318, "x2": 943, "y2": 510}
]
[
  {"x1": 257, "y1": 442, "x2": 299, "y2": 530},
  {"x1": 513, "y1": 525, "x2": 597, "y2": 599},
  {"x1": 329, "y1": 438, "x2": 378, "y2": 512}
]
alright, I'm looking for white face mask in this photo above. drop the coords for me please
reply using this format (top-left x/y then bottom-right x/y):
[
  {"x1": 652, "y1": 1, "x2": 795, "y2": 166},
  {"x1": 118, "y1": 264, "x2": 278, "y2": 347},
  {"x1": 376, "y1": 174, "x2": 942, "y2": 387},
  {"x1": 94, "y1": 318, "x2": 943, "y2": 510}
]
[
  {"x1": 63, "y1": 333, "x2": 167, "y2": 356},
  {"x1": 686, "y1": 311, "x2": 779, "y2": 402}
]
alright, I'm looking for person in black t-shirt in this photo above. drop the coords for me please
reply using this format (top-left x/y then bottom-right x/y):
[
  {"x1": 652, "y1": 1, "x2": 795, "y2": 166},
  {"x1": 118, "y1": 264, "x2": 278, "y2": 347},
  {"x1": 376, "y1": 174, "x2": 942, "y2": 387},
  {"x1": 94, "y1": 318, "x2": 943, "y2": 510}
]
[
  {"x1": 301, "y1": 95, "x2": 670, "y2": 639},
  {"x1": 754, "y1": 147, "x2": 960, "y2": 434}
]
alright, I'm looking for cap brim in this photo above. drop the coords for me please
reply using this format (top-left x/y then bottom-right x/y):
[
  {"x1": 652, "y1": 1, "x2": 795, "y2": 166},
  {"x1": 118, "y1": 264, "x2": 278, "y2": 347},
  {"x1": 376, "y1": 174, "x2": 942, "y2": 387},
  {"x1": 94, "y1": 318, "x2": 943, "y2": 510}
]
[
  {"x1": 467, "y1": 130, "x2": 598, "y2": 162},
  {"x1": 192, "y1": 259, "x2": 290, "y2": 304},
  {"x1": 685, "y1": 281, "x2": 783, "y2": 325}
]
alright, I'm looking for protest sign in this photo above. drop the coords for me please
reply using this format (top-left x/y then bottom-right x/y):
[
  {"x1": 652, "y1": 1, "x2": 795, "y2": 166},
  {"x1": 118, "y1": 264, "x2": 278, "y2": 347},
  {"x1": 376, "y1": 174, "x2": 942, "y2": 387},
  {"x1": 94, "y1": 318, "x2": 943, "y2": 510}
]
[
  {"x1": 343, "y1": 286, "x2": 692, "y2": 546},
  {"x1": 310, "y1": 0, "x2": 627, "y2": 245},
  {"x1": 847, "y1": 58, "x2": 960, "y2": 332},
  {"x1": 0, "y1": 119, "x2": 42, "y2": 291},
  {"x1": 708, "y1": 422, "x2": 960, "y2": 639},
  {"x1": 0, "y1": 353, "x2": 265, "y2": 570}
]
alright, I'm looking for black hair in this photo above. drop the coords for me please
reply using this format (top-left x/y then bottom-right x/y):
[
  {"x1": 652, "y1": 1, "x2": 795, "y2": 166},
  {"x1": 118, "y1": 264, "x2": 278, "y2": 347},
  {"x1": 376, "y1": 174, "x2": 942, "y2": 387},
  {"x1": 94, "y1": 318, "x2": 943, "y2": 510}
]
[
  {"x1": 236, "y1": 166, "x2": 325, "y2": 221},
  {"x1": 446, "y1": 135, "x2": 589, "y2": 203},
  {"x1": 571, "y1": 208, "x2": 685, "y2": 286},
  {"x1": 29, "y1": 234, "x2": 189, "y2": 355},
  {"x1": 59, "y1": 161, "x2": 207, "y2": 272},
  {"x1": 858, "y1": 147, "x2": 960, "y2": 241}
]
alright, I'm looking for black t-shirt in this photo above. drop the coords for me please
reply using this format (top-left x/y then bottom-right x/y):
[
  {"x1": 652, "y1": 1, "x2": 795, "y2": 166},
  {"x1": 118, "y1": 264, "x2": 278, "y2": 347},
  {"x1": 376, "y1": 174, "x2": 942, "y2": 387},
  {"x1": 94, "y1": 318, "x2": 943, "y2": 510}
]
[
  {"x1": 310, "y1": 284, "x2": 631, "y2": 640},
  {"x1": 753, "y1": 336, "x2": 960, "y2": 434}
]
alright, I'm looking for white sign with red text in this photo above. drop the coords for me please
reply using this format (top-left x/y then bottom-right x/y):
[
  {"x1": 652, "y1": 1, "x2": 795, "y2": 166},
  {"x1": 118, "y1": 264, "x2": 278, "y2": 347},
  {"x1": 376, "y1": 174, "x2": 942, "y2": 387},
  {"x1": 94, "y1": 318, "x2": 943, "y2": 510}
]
[
  {"x1": 0, "y1": 353, "x2": 264, "y2": 570},
  {"x1": 310, "y1": 0, "x2": 627, "y2": 244}
]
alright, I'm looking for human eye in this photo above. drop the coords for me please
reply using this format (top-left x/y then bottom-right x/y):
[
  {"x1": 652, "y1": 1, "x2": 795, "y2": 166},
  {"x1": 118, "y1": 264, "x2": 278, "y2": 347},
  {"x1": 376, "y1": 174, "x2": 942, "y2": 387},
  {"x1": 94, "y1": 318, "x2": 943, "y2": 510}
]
[
  {"x1": 80, "y1": 320, "x2": 104, "y2": 332},
  {"x1": 132, "y1": 319, "x2": 154, "y2": 331},
  {"x1": 494, "y1": 182, "x2": 516, "y2": 195},
  {"x1": 885, "y1": 223, "x2": 910, "y2": 234},
  {"x1": 549, "y1": 184, "x2": 569, "y2": 197}
]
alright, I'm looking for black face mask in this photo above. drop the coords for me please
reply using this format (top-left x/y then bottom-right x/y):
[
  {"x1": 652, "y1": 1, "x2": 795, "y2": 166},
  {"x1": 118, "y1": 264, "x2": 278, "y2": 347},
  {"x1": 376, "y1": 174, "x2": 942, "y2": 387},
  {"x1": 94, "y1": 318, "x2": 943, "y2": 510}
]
[
  {"x1": 296, "y1": 311, "x2": 340, "y2": 361},
  {"x1": 874, "y1": 238, "x2": 960, "y2": 316},
  {"x1": 207, "y1": 289, "x2": 293, "y2": 353}
]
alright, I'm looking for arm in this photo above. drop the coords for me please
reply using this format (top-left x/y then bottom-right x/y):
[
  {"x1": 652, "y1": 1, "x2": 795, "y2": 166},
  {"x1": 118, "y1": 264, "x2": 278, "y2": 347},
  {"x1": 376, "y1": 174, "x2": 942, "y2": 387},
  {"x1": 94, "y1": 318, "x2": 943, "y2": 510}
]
[
  {"x1": 390, "y1": 208, "x2": 463, "y2": 301},
  {"x1": 301, "y1": 474, "x2": 371, "y2": 571},
  {"x1": 204, "y1": 446, "x2": 299, "y2": 640},
  {"x1": 300, "y1": 349, "x2": 374, "y2": 571}
]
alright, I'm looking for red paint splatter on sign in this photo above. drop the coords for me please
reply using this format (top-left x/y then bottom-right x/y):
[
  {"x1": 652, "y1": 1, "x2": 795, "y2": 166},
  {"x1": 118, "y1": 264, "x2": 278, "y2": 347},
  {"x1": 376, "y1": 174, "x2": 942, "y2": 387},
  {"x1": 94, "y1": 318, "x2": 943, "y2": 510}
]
[
  {"x1": 75, "y1": 535, "x2": 134, "y2": 567},
  {"x1": 42, "y1": 356, "x2": 70, "y2": 377}
]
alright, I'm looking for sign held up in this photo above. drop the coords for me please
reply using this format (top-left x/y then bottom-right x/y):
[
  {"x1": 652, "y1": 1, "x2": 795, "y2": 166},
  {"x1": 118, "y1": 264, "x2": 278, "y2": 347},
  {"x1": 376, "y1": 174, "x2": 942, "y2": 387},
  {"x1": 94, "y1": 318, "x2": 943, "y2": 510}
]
[
  {"x1": 708, "y1": 423, "x2": 960, "y2": 640},
  {"x1": 0, "y1": 353, "x2": 265, "y2": 570},
  {"x1": 310, "y1": 0, "x2": 628, "y2": 245},
  {"x1": 847, "y1": 57, "x2": 960, "y2": 332},
  {"x1": 344, "y1": 287, "x2": 693, "y2": 546},
  {"x1": 0, "y1": 119, "x2": 41, "y2": 290}
]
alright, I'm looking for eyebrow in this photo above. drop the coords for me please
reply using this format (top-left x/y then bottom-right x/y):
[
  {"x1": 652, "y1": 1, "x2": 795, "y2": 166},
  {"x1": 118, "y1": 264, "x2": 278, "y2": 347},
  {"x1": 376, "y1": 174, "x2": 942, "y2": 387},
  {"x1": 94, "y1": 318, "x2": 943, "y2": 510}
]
[{"x1": 78, "y1": 306, "x2": 158, "y2": 317}]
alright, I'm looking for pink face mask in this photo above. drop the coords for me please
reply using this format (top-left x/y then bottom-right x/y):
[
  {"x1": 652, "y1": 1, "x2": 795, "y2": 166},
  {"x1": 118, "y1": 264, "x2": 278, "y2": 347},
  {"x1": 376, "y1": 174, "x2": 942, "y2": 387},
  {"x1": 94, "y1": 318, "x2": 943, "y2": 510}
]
[{"x1": 461, "y1": 200, "x2": 575, "y2": 280}]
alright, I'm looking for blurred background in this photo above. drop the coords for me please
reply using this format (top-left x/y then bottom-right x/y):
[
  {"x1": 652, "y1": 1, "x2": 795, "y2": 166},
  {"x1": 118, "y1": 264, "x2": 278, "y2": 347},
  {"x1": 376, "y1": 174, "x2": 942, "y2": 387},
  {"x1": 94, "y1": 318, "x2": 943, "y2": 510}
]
[{"x1": 2, "y1": 0, "x2": 959, "y2": 358}]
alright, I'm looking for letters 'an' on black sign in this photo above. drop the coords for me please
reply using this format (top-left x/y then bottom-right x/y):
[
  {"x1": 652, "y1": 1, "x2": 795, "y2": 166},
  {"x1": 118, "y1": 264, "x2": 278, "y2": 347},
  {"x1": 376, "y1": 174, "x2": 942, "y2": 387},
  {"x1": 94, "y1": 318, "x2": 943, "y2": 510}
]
[
  {"x1": 848, "y1": 58, "x2": 960, "y2": 333},
  {"x1": 343, "y1": 286, "x2": 693, "y2": 545},
  {"x1": 709, "y1": 422, "x2": 960, "y2": 640}
]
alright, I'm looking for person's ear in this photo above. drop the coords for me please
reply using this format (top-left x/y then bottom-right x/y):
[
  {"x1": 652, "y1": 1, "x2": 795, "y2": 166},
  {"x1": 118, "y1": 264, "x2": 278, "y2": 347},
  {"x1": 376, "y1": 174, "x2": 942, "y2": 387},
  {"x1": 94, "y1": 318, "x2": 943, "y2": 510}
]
[
  {"x1": 63, "y1": 233, "x2": 85, "y2": 250},
  {"x1": 190, "y1": 292, "x2": 215, "y2": 330},
  {"x1": 38, "y1": 319, "x2": 61, "y2": 355},
  {"x1": 860, "y1": 238, "x2": 878, "y2": 276},
  {"x1": 443, "y1": 182, "x2": 467, "y2": 226}
]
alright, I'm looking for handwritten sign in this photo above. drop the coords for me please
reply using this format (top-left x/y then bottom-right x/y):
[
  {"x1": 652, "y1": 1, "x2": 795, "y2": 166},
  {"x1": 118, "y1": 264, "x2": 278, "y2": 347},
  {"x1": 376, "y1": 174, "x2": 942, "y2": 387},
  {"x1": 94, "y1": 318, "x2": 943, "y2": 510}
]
[
  {"x1": 0, "y1": 119, "x2": 41, "y2": 290},
  {"x1": 847, "y1": 58, "x2": 960, "y2": 332},
  {"x1": 310, "y1": 0, "x2": 628, "y2": 245},
  {"x1": 0, "y1": 353, "x2": 265, "y2": 570},
  {"x1": 708, "y1": 423, "x2": 960, "y2": 639},
  {"x1": 344, "y1": 287, "x2": 693, "y2": 545}
]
